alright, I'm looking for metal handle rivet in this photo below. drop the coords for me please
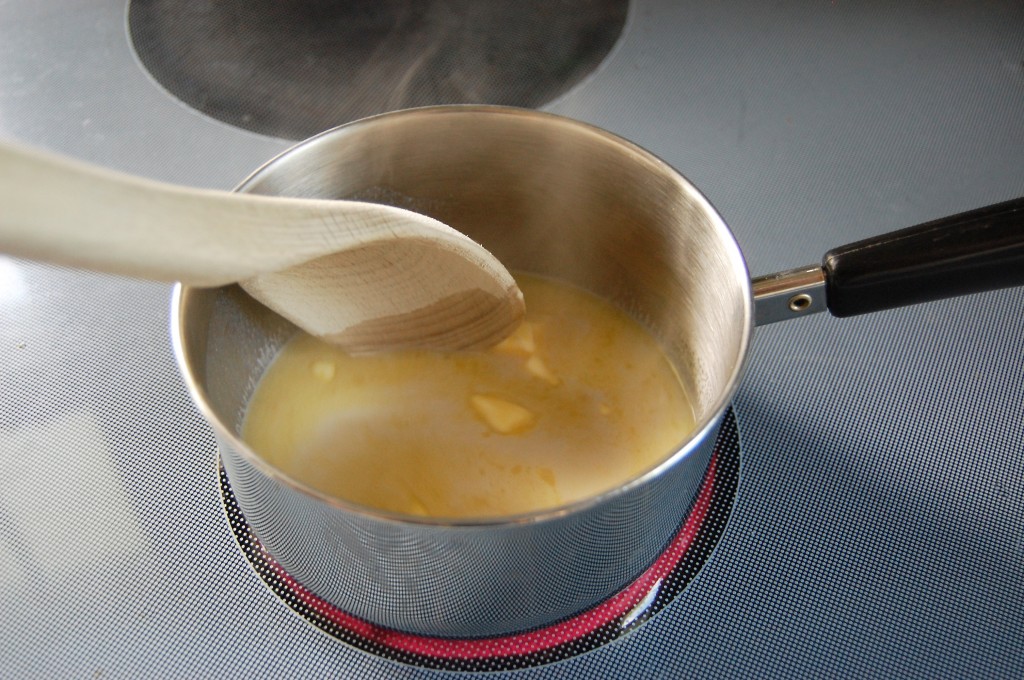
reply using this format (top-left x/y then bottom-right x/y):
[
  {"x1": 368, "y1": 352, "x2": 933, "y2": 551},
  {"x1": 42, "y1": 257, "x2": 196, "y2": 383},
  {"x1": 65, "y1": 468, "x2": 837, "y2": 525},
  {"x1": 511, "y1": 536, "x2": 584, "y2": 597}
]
[{"x1": 788, "y1": 293, "x2": 813, "y2": 312}]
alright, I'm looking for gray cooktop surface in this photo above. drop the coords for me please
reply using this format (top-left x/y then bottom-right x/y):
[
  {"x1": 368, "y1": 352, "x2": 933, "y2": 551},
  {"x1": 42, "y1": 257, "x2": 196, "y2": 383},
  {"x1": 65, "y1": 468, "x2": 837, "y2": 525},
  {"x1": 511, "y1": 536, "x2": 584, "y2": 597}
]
[{"x1": 1, "y1": 1, "x2": 1023, "y2": 677}]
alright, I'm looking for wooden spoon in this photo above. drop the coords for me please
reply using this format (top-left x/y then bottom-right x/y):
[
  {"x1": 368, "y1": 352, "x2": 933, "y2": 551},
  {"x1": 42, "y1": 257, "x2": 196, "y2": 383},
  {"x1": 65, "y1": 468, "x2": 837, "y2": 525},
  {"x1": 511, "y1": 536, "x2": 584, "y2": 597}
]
[{"x1": 0, "y1": 141, "x2": 524, "y2": 352}]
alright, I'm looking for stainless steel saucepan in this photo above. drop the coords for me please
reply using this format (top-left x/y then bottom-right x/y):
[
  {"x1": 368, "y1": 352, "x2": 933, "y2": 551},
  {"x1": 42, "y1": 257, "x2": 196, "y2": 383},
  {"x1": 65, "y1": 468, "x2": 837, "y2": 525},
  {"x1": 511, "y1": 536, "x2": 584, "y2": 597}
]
[{"x1": 172, "y1": 106, "x2": 1023, "y2": 638}]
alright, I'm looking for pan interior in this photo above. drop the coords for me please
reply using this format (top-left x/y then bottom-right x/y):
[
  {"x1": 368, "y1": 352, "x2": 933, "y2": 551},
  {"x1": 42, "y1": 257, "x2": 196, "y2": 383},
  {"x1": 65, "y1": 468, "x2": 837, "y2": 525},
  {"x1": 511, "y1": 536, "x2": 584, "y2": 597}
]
[{"x1": 176, "y1": 109, "x2": 752, "y2": 511}]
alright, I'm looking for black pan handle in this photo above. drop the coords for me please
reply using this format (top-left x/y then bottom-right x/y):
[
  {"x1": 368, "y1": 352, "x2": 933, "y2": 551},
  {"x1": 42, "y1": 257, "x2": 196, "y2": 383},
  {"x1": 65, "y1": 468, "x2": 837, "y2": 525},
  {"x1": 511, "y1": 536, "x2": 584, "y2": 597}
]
[{"x1": 822, "y1": 197, "x2": 1024, "y2": 317}]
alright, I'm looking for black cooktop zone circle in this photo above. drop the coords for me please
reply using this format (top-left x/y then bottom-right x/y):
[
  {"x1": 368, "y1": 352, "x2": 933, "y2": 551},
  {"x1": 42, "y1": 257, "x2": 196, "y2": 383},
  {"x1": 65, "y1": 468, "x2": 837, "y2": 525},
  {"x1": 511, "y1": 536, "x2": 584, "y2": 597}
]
[
  {"x1": 127, "y1": 0, "x2": 629, "y2": 140},
  {"x1": 218, "y1": 409, "x2": 741, "y2": 672}
]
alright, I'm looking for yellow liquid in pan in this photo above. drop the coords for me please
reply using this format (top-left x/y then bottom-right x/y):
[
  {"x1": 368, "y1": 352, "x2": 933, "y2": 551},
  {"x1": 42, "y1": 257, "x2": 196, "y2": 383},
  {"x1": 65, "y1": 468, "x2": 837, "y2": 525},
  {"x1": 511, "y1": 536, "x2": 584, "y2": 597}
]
[{"x1": 242, "y1": 274, "x2": 696, "y2": 518}]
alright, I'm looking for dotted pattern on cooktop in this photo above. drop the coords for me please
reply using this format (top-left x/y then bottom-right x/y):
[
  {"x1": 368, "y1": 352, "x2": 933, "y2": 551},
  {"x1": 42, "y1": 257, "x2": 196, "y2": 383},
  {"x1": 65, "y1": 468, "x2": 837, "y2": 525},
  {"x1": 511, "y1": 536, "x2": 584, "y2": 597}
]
[{"x1": 219, "y1": 410, "x2": 741, "y2": 672}]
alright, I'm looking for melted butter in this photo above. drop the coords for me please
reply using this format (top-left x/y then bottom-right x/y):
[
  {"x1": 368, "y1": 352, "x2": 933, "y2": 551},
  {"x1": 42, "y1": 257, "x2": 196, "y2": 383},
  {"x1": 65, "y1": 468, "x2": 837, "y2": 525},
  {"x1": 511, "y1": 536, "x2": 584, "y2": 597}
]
[{"x1": 242, "y1": 274, "x2": 695, "y2": 518}]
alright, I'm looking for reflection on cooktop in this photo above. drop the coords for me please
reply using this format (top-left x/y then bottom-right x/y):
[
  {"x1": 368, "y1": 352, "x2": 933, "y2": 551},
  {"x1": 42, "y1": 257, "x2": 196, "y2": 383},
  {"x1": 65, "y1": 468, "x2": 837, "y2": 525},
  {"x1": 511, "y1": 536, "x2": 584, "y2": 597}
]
[{"x1": 128, "y1": 0, "x2": 628, "y2": 140}]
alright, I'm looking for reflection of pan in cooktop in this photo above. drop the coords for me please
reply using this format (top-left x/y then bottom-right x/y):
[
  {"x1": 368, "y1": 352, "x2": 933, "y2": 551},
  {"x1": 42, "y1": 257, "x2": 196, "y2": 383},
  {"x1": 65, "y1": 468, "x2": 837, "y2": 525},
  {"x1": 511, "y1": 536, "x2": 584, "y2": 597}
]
[{"x1": 127, "y1": 0, "x2": 628, "y2": 140}]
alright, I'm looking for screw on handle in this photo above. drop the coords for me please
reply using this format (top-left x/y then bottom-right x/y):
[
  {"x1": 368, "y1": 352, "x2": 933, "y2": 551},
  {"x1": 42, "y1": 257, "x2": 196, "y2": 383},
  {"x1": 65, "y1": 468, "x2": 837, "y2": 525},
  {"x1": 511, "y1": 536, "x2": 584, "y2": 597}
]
[{"x1": 822, "y1": 197, "x2": 1024, "y2": 317}]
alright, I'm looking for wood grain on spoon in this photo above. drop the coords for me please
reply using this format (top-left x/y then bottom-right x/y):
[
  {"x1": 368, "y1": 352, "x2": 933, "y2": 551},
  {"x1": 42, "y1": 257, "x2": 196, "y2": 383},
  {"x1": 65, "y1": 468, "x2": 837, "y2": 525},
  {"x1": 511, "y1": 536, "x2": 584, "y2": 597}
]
[{"x1": 0, "y1": 141, "x2": 524, "y2": 352}]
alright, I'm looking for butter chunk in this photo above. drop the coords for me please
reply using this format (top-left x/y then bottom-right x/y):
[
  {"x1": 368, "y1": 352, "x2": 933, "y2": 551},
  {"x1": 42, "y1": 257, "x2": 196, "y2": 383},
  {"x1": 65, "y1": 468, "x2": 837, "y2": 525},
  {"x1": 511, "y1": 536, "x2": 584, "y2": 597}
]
[
  {"x1": 493, "y1": 322, "x2": 536, "y2": 356},
  {"x1": 470, "y1": 395, "x2": 537, "y2": 434},
  {"x1": 525, "y1": 355, "x2": 560, "y2": 385},
  {"x1": 311, "y1": 360, "x2": 336, "y2": 382}
]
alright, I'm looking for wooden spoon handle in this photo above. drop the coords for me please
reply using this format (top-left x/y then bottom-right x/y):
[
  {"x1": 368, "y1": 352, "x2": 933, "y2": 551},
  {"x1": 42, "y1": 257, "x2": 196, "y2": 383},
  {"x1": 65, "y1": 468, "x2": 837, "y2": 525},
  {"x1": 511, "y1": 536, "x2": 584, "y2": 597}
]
[{"x1": 0, "y1": 141, "x2": 481, "y2": 286}]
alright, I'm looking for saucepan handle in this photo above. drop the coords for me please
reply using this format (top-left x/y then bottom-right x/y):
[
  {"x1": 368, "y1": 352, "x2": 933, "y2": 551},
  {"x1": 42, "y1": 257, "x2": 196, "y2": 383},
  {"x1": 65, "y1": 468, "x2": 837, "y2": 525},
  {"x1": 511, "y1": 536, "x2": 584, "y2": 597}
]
[{"x1": 753, "y1": 196, "x2": 1024, "y2": 325}]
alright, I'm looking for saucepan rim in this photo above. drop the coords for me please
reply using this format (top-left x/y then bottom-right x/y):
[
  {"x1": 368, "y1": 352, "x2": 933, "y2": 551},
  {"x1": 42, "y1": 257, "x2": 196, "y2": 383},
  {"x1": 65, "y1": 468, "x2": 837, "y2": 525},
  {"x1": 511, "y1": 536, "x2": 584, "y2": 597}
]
[{"x1": 170, "y1": 104, "x2": 754, "y2": 528}]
